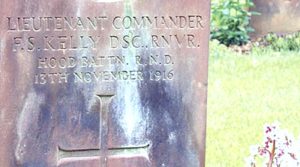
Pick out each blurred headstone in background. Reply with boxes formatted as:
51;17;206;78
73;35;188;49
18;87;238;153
250;0;300;39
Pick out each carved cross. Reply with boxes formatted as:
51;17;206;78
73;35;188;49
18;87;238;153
58;94;150;167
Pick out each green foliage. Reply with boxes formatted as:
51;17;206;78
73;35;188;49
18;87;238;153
210;39;237;58
262;32;300;51
211;0;258;46
207;41;300;166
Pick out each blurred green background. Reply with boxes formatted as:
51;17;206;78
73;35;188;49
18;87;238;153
206;41;300;166
206;0;300;166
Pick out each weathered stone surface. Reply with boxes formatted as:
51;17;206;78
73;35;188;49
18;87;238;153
0;0;210;166
250;0;300;38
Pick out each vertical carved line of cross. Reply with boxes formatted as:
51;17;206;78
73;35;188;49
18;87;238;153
97;94;114;167
57;94;150;167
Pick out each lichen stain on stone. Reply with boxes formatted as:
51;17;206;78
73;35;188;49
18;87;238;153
15;91;45;164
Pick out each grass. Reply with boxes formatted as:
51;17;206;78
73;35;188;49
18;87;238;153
206;41;300;166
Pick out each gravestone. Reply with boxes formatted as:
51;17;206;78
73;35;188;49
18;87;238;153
250;0;300;38
0;0;210;167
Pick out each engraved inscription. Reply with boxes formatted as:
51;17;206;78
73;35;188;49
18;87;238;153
8;16;203;32
58;95;150;166
8;17;109;32
5;15;206;84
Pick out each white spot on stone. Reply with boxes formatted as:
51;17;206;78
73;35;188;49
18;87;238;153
15;91;45;164
120;83;143;137
116;45;145;143
168;132;176;144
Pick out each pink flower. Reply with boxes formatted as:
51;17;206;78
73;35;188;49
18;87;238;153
247;122;300;167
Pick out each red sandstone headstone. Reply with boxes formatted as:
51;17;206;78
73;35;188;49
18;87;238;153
0;0;210;166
